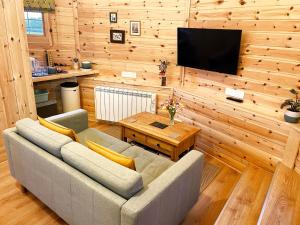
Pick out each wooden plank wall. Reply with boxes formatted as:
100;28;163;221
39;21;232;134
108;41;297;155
28;0;77;66
75;0;188;122
176;0;300;171
25;0;300;171
76;0;187;87
0;0;37;142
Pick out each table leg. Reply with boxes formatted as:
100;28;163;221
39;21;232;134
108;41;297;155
121;127;127;142
171;149;179;162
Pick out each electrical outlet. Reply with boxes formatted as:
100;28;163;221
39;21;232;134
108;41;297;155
121;71;137;78
225;88;245;100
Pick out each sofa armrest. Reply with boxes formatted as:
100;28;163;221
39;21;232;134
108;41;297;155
121;150;204;225
46;109;88;133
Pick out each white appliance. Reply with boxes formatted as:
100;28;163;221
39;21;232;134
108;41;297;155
61;82;81;112
95;86;157;122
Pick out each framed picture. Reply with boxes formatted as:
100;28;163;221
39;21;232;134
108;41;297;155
109;12;117;23
130;21;141;36
110;30;125;44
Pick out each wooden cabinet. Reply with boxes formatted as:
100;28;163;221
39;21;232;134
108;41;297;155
124;128;146;143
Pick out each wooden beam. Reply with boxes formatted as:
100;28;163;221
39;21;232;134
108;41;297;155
258;163;300;225
282;129;300;169
215;166;272;225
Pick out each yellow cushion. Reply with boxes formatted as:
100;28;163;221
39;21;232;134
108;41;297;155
86;140;136;170
38;116;79;142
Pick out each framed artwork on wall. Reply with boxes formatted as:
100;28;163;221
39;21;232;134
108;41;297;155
110;30;125;44
109;12;117;23
130;21;141;36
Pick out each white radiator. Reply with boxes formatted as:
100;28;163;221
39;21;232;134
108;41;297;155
95;86;157;122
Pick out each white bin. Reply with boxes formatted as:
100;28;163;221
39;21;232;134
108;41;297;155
61;82;81;112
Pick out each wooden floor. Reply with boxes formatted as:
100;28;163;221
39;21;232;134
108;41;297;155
0;123;242;225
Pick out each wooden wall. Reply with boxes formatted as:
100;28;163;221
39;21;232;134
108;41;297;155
28;0;77;66
76;0;188;87
0;0;37;139
25;0;300;171
175;0;300;171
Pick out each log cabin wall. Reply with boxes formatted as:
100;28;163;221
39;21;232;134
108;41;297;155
75;0;189;121
0;0;37;142
175;0;300;171
25;0;300;171
76;0;187;87
28;0;77;66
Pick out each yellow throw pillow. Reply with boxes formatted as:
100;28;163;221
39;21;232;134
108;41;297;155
38;116;79;142
86;140;136;171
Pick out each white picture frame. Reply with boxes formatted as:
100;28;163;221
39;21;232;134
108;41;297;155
130;21;141;36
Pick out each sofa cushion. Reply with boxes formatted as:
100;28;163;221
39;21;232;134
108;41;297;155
38;116;79;142
77;128;131;153
86;140;136;170
16;118;72;158
61;142;143;199
122;146;174;186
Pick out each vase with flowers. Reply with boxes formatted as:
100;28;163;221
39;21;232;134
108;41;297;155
162;96;182;125
158;59;169;86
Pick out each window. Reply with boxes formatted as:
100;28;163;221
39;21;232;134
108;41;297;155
24;11;44;36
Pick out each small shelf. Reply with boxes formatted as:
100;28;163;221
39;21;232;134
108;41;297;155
36;99;57;109
32;69;99;83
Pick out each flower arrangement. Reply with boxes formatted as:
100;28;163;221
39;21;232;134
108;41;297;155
158;59;170;86
158;59;170;77
161;96;183;125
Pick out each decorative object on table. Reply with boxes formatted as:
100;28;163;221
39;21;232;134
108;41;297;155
158;59;170;86
110;30;125;44
55;67;68;74
45;50;53;67
31;58;48;77
109;12;117;23
130;21;141;36
161;96;183;126
73;58;80;70
47;66;57;74
81;61;92;70
281;89;300;123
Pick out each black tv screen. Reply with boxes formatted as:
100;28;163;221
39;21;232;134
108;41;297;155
177;28;242;75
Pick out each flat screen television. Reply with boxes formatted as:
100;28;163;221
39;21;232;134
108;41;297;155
177;28;242;75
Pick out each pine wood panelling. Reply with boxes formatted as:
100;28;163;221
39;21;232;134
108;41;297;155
77;0;187;87
26;0;300;171
28;0;77;66
0;0;36;135
177;0;300;171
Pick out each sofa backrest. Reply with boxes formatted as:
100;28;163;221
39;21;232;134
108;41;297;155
16;118;72;158
3;128;126;225
62;142;144;199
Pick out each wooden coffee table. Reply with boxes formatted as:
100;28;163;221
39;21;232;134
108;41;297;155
119;112;200;161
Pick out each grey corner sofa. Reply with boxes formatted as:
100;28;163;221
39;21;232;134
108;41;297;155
3;109;204;225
